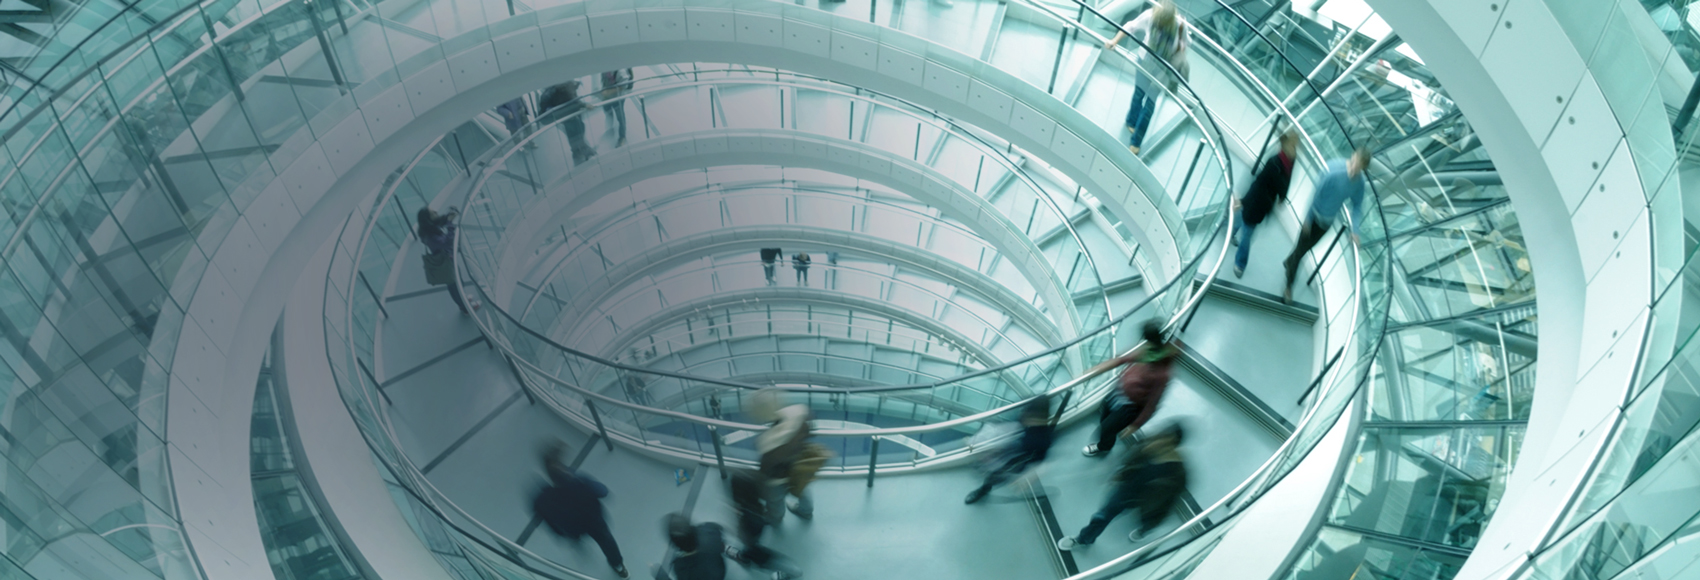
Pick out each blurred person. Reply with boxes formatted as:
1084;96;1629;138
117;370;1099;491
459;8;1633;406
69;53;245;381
1103;0;1190;155
532;440;628;578
727;469;803;580
1082;320;1175;458
1057;423;1189;549
1232;130;1300;278
496;97;530;136
1281;148;1372;303
750;389;828;522
600;68;634;146
649;513;726;580
965;395;1054;504
540;81;595;164
416;207;477;313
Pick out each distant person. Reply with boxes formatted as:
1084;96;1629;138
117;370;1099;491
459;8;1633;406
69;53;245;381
726;469;803;580
1082;320;1175;457
760;248;783;285
649;513;726;580
965;395;1054;504
750;389;826;522
1282;148;1371;303
532;440;628;578
416;207;477;313
792;253;811;286
623;374;651;405
1103;0;1189;155
540;81;595;164
825;251;839;287
1057;423;1189;550
600;68;634;146
1232;130;1299;278
496;97;530;136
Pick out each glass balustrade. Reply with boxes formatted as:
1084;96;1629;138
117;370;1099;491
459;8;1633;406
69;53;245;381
0;0;1424;577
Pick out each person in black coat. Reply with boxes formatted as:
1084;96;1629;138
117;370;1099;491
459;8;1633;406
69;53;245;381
650;513;726;580
965;395;1054;504
533;440;628;578
1232;130;1299;278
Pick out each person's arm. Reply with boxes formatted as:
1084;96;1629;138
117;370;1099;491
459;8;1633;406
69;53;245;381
1087;353;1137;378
1105;12;1150;51
580;473;610;497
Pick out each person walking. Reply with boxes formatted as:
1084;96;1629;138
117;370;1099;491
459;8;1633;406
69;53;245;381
1281;148;1372;303
416;207;477;313
1056;423;1189;550
1103;0;1190;155
1082;320;1175;458
750;389;823;522
600;69;634;147
649;513;727;580
1232;130;1300;278
726;469;803;580
792;252;811;286
760;248;783;286
540;81;595;164
497;97;530;136
532;440;629;578
965;395;1054;504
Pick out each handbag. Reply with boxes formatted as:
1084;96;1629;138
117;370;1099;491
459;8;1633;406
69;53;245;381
422;252;455;286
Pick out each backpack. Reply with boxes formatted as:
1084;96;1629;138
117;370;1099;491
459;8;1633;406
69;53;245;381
786;443;833;495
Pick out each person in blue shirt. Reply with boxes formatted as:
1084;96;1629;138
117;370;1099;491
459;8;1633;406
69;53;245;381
1281;148;1371;303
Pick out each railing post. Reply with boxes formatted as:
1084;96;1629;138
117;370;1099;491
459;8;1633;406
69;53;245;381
1172;139;1208;207
587;400;614;451
358;272;388;318
866;437;881;488
709;425;727;479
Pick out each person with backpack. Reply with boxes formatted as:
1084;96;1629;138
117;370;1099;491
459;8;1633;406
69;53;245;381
1056;423;1189;549
649;513;727;580
1082;320;1175;457
416;207;477;313
964;395;1054;504
532;440;628;578
1103;0;1190;155
600;69;634;147
750;389;823;522
1232;130;1300;278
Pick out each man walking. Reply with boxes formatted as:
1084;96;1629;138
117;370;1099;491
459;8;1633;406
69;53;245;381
1282;148;1371;303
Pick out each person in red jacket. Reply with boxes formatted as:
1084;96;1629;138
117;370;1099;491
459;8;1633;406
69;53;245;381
1082;320;1177;457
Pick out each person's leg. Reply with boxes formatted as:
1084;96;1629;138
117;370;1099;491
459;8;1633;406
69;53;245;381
446;281;468;313
585;521;624;569
1075;503;1127;544
1125;85;1147;135
763;481;789;525
1234;216;1257;273
613;103;627;143
788;487;813;518
1283;218;1328;287
1095;403;1139;452
1130;89;1157;149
